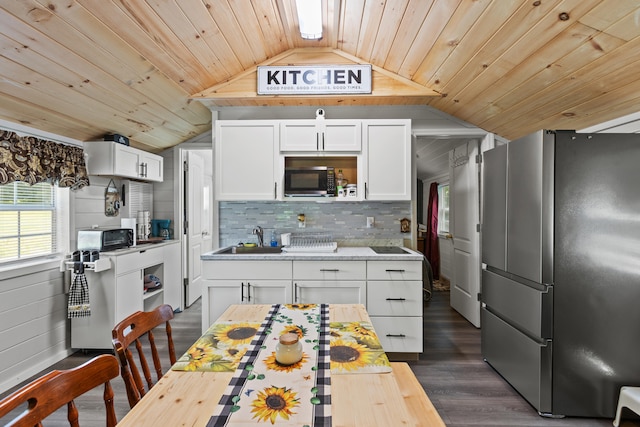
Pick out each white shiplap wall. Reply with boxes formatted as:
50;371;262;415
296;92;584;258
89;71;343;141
0;262;71;392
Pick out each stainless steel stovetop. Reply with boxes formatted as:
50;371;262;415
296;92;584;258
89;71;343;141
369;246;409;254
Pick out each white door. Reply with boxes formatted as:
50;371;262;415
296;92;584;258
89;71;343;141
186;151;205;306
449;140;481;327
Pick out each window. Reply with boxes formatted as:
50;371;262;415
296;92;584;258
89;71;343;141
0;182;63;263
437;183;450;234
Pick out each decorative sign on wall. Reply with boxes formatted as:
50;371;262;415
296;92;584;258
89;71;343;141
257;65;372;95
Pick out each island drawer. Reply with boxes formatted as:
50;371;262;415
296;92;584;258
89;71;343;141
370;316;423;353
115;247;159;275
367;280;422;316
204;260;292;280
367;260;422;280
293;260;366;280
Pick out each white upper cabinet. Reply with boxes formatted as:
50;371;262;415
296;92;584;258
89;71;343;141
84;141;163;182
280;119;361;152
362;120;411;200
215;120;279;200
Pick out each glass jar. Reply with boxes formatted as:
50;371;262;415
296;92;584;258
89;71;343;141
275;333;303;365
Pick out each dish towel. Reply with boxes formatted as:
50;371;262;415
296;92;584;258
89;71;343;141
68;262;91;318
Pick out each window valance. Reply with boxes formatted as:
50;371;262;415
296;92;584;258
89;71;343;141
0;129;89;190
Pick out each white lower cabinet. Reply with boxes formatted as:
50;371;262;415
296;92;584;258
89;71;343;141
202;257;423;355
293;281;366;304
369;317;423;353
292;260;366;304
367;260;423;353
202;260;292;332
71;241;180;349
203;279;292;332
115;269;144;324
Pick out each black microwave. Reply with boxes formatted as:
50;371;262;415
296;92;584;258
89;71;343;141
284;167;336;197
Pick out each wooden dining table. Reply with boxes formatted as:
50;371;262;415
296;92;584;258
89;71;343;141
116;304;445;427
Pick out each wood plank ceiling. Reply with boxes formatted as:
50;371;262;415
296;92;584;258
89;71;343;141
1;1;639;152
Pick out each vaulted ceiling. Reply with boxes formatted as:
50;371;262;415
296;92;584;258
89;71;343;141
1;1;639;152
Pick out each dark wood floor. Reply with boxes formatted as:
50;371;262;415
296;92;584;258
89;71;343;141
2;293;639;426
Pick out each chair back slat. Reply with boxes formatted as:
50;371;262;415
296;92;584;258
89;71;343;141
0;354;120;427
112;304;176;408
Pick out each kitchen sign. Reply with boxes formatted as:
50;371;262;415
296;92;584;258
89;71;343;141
257;65;372;95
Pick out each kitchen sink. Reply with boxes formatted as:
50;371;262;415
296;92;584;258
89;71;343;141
217;246;282;254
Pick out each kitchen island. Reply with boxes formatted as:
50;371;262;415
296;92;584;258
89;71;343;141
201;246;425;357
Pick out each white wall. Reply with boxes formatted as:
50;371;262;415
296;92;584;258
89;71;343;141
0;263;72;393
154;149;176;226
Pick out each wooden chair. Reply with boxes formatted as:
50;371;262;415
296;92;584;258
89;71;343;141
0;354;120;426
112;304;176;408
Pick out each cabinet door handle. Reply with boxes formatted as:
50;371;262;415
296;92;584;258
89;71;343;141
316;133;319;151
386;334;406;338
241;282;245;301
385;269;406;272
385;298;406;301
364;182;368;199
294;283;298;302
247;282;251;302
274;182;277;199
321;132;325;150
320;269;339;272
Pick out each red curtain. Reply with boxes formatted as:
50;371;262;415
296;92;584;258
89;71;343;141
425;182;440;279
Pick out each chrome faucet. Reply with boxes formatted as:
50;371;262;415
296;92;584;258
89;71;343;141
252;226;264;247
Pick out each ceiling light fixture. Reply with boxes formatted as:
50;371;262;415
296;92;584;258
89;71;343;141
296;0;323;40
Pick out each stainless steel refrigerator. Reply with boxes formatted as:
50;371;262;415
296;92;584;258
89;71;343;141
481;129;640;418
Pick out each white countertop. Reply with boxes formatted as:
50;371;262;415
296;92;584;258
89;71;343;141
201;246;424;261
100;239;179;256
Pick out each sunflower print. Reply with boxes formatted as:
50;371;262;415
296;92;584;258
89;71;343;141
344;322;378;339
263;351;309;372
184;345;215;370
214;322;260;345
329;339;376;372
281;324;308;339
223;347;248;364
251;386;300;424
285;303;316;310
343;322;384;349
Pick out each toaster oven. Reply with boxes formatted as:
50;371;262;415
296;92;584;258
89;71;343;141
77;228;133;252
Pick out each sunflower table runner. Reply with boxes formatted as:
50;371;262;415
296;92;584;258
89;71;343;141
328;321;392;374
173;308;391;376
206;304;331;426
172;304;392;425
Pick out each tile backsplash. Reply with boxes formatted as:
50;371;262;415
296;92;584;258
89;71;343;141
219;201;411;247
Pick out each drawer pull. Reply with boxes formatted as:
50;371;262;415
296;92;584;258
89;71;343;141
386;298;406;301
386;334;406;338
320;269;340;272
385;269;405;272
